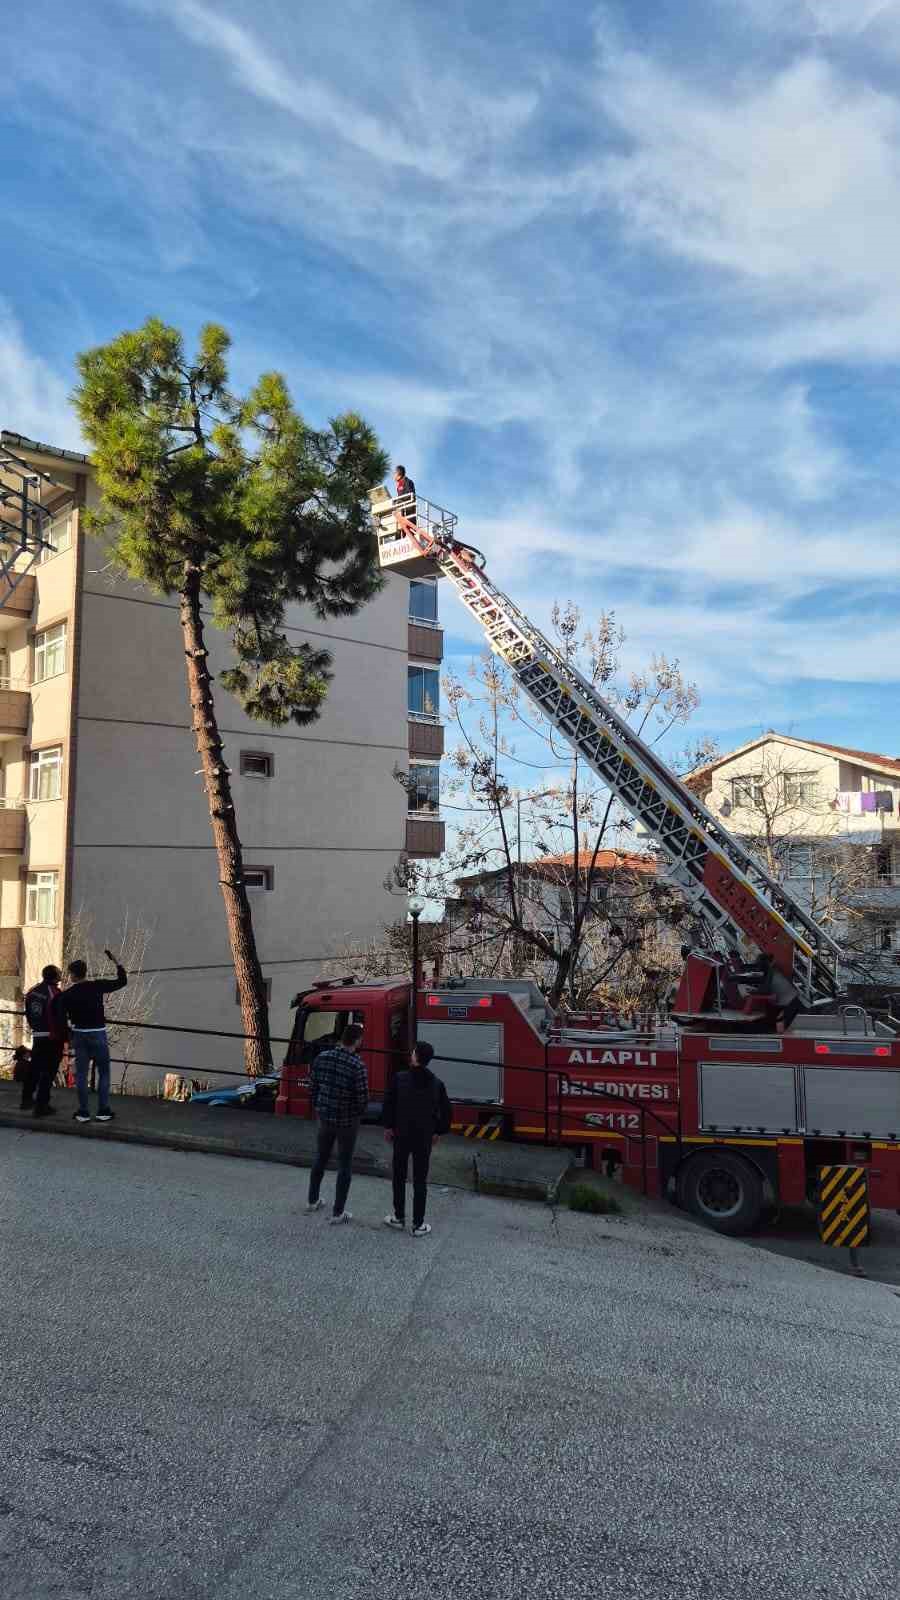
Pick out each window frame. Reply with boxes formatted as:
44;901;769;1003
409;579;439;625
243;865;274;891
782;770;820;808
784;842;813;880
33;621;67;683
875;844;900;886
25;869;59;927
29;745;63;802
240;750;275;779
408;761;440;815
38;514;73;564
407;664;440;721
730;774;765;810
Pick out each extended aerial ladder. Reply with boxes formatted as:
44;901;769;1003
371;486;844;1008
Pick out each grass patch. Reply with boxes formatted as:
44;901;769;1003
566;1182;623;1216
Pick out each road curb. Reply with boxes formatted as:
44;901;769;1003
0;1110;384;1177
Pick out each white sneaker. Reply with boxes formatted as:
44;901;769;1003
384;1214;405;1229
412;1223;432;1237
329;1211;352;1225
304;1199;324;1214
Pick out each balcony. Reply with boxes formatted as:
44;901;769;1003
0;927;20;976
408;620;443;662
406;815;445;858
0;801;25;854
409;719;444;758
0;572;35;630
0;686;29;739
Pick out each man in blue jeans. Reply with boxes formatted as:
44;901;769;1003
305;1022;368;1225
56;950;127;1124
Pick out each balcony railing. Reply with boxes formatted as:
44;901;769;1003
408;621;443;662
0;804;25;853
406;816;445;858
409;720;444;758
0;687;29;736
0;572;35;620
0;927;20;976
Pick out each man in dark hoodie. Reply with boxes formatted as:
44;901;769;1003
382;1040;452;1237
23;964;65;1117
57;950;127;1124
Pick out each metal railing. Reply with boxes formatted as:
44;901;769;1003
0;1007;683;1194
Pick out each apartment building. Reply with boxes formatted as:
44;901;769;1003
0;431;445;1080
444;849;658;986
686;732;900;996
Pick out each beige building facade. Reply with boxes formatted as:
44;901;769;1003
0;431;446;1082
687;732;900;995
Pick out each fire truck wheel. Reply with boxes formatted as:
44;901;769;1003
679;1151;763;1235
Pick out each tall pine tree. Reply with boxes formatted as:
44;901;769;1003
74;320;388;1074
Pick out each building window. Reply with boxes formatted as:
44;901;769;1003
409;763;440;814
26;870;58;926
29;746;62;801
873;922;900;953
39;515;73;563
875;845;900;886
408;665;440;719
731;774;765;809
33;622;67;683
243;866;274;890
783;770;820;807
240;751;274;779
785;843;813;879
235;978;272;1003
409;580;438;624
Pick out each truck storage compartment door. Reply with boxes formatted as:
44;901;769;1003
419;1022;503;1105
699;1062;799;1133
803;1067;900;1138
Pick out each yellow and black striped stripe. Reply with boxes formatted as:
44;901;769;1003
452;1118;503;1141
817;1165;869;1248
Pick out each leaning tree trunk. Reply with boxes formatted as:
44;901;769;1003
180;564;272;1076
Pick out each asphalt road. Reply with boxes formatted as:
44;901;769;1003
2;1130;900;1600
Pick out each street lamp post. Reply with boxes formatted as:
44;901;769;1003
408;888;425;1054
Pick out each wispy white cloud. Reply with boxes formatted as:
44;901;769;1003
590;31;900;364
0;307;80;449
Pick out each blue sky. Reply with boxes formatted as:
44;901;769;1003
3;0;900;763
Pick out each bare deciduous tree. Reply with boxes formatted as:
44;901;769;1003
31;907;158;1091
396;608;711;1010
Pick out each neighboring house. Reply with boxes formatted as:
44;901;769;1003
685;732;900;997
445;848;658;985
0;431;445;1080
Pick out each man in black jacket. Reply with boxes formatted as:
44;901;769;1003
57;951;127;1124
383;1041;451;1237
23;964;64;1117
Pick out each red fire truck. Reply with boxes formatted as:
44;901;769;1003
276;488;900;1234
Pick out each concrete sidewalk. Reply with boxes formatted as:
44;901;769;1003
0;1079;571;1202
